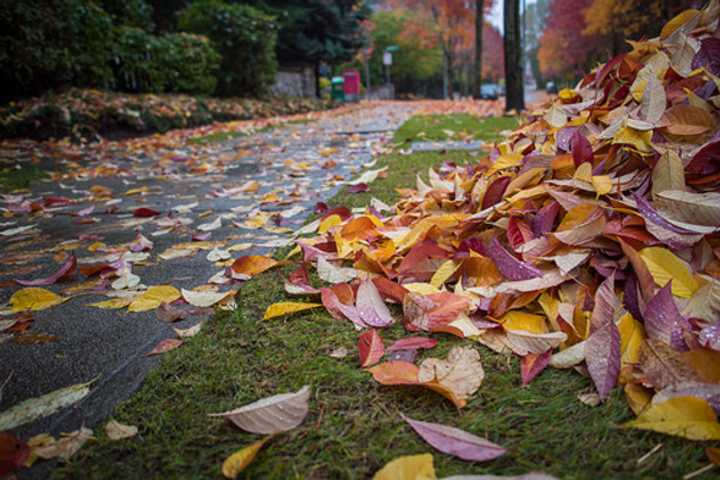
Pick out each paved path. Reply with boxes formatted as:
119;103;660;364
0;103;419;445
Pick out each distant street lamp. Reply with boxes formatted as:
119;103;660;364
384;45;399;85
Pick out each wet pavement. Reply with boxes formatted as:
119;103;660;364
0;102;421;445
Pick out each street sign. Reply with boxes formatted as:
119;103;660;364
383;52;392;66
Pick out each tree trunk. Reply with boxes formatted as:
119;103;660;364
503;0;524;111
442;48;449;99
474;0;485;98
314;62;321;98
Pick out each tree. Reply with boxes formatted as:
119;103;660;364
390;0;494;98
504;0;523;111
537;0;598;82
473;0;485;98
524;0;549;87
583;0;696;56
247;0;370;96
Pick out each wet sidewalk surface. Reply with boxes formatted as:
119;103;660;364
0;103;420;442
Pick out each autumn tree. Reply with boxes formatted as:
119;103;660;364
537;0;599;81
583;0;696;56
391;0;494;98
504;0;523;111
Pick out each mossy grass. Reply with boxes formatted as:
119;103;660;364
0;164;47;192
393;113;518;144
56;115;707;479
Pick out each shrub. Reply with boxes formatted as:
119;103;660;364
178;0;278;97
101;0;154;30
0;0;114;100
111;27;219;95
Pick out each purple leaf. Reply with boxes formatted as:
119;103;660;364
692;38;720;75
320;287;367;329
485;237;543;281
584;320;620;400
532;201;560;237
590;273;618;331
356;279;394;327
633;194;694;235
623;274;643;322
571;130;593;166
16;254;76;286
387;336;438;351
642;283;692;351
687;139;720;176
347;183;369;193
401;414;506;462
699;321;720;351
481;176;511;210
555;126;579;152
520;351;551;386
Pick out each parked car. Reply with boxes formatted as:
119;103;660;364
546;81;558;94
480;83;500;100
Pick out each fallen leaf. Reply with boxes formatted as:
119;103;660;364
372;453;436;480
230;255;279;277
209;385;310;434
146;338;182;356
128;286;181;312
401;414;505;462
263;302;322;320
222;436;272;479
31;427;93;461
623;396;720;440
9;287;64;312
181;288;232;308
0;380;93;430
359;329;385;367
16;254;76;286
418;346;485;407
105;420;138;440
639;247;699;298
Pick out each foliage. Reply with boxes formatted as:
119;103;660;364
111;27;219;95
0;0;115;100
254;0;370;67
101;0;154;30
178;0;278;97
537;0;599;81
0;89;330;141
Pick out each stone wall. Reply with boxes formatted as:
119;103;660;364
271;66;316;98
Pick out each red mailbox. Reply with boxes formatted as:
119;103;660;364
343;69;361;101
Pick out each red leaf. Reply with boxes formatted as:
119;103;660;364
372;277;409;303
146;338;182;356
481;176;511;210
485;237;543;281
133;207;160;218
520;350;551;386
16;254;76;286
0;432;30;476
387;336;438;352
347;183;369;193
359;329;385;367
571;130;593;166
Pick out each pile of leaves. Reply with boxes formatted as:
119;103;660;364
260;0;720;466
0;88;332;142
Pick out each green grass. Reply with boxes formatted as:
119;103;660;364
393;113;518;144
0;164;47;191
56;115;709;479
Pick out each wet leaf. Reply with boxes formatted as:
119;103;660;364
0;380;93;430
623;396;720;440
128;286;181;312
9;287;65;312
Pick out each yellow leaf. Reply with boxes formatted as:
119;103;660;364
624;383;652;415
10;288;64;312
263;302;322;320
623;396;720;440
318;214;342;234
485;153;523;177
429;260;460;288
498;311;548;334
404;283;441;295
639;247;700;298
88;297;134;309
573;162;592;183
222;436;272;479
660;9;700;39
591;175;613;196
128;286;181;312
613;126;652;153
372;453;436;480
559;88;577;101
617;313;645;383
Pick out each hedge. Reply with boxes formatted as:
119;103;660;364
178;0;279;97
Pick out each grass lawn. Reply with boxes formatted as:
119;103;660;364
393;113;518;144
0;164;47;192
56;115;708;479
